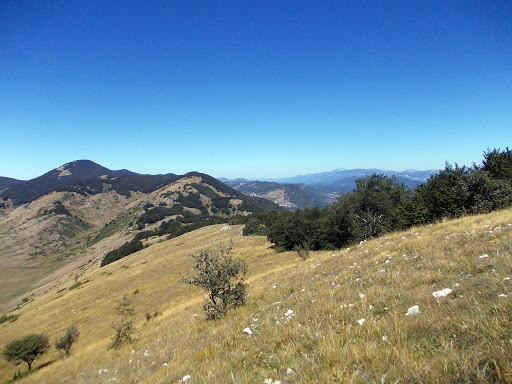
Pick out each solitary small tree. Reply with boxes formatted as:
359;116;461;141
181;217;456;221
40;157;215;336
182;244;247;320
55;326;80;357
2;333;50;371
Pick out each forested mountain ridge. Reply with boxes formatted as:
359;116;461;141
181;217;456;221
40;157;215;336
224;180;336;209
0;163;278;311
0;160;178;206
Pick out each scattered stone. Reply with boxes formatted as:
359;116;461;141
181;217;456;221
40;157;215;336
502;277;511;282
357;318;366;326
405;305;420;316
479;254;489;259
432;288;452;298
144;350;150;357
243;327;253;335
359;293;365;299
498;294;508;298
284;309;295;322
183;375;191;382
286;368;294;375
382;335;388;341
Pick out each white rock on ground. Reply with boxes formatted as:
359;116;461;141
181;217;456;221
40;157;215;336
479;254;489;259
432;288;452;298
405;305;420;316
357;318;366;326
243;327;253;335
183;375;191;382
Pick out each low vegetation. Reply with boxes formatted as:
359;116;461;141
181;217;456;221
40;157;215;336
0;314;18;324
0;148;511;383
248;148;512;256
182;245;247;319
2;334;49;371
55;326;79;357
110;295;135;349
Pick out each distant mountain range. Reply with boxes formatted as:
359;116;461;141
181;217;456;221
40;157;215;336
1;161;438;210
264;168;435;186
221;168;437;209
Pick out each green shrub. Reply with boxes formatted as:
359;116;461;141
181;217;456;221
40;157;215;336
55;326;79;357
182;245;247;320
0;314;19;324
242;218;266;236
2;333;50;370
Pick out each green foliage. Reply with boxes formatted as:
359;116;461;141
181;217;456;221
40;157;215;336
351;174;408;239
110;296;134;349
101;239;144;267
176;192;207;213
257;149;512;255
418;163;470;221
68;282;82;290
55;326;79;357
482;147;512;179
48;201;72;217
136;205;183;228
0;314;19;325
145;311;160;321
2;334;50;370
242;218;267;236
182;245;247;320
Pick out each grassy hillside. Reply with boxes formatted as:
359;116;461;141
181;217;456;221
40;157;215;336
1;209;511;383
0;173;279;312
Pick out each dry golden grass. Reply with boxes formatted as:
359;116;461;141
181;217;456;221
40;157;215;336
1;210;511;383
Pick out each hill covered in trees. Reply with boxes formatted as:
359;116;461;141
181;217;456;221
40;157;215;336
244;148;512;254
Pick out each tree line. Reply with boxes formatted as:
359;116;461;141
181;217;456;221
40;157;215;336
244;148;512;254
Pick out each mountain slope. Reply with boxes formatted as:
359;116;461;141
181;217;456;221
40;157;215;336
0;176;23;191
224;168;437;208
0;170;279;311
0;209;510;383
0;160;139;205
225;180;335;209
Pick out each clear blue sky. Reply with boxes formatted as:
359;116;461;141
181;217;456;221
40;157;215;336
1;1;511;180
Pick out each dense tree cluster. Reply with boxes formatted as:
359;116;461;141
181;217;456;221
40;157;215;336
247;148;512;253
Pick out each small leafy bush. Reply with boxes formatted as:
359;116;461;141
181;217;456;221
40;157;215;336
182;244;247;320
55;326;79;357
